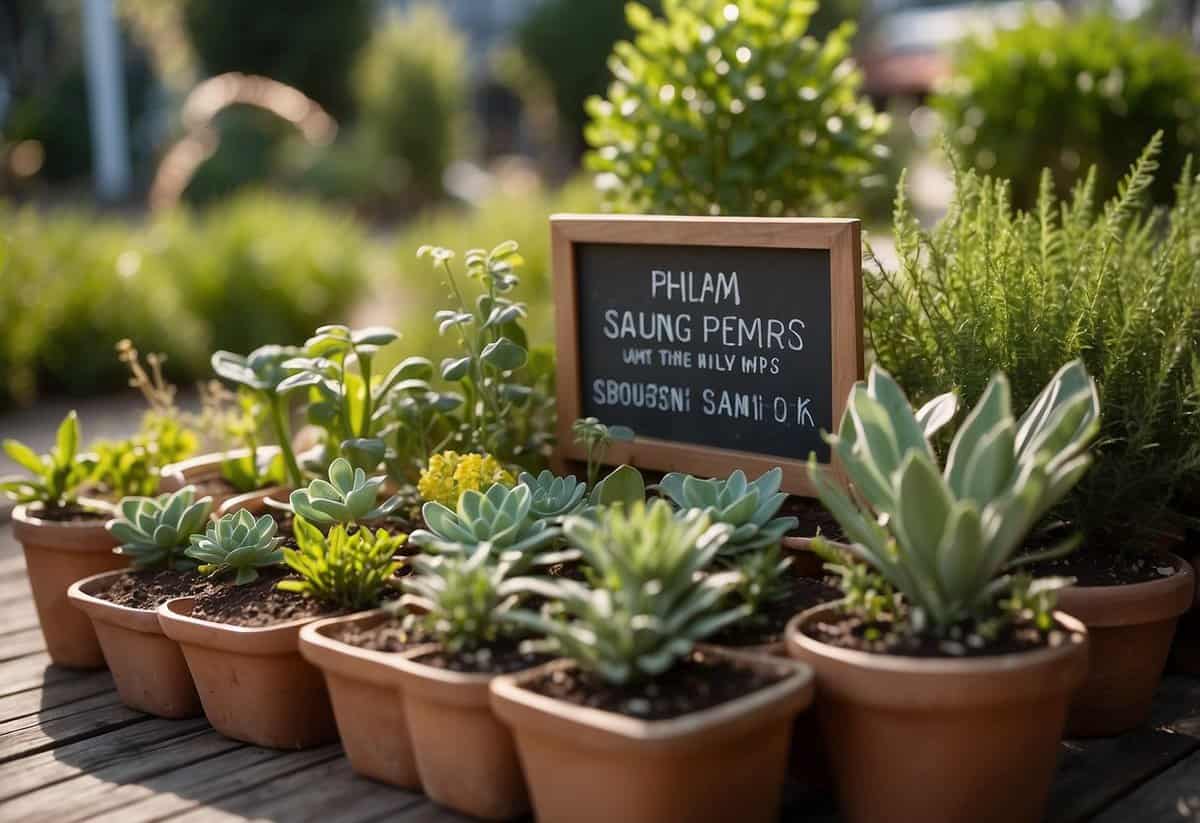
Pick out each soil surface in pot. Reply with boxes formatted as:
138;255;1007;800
26;504;109;523
804;611;1078;658
524;649;785;720
336;617;433;653
189;566;342;627
413;638;551;675
709;572;841;647
780;496;845;542
97;569;214;610
1026;549;1177;586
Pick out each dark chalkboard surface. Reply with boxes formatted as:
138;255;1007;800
552;215;863;496
575;242;833;462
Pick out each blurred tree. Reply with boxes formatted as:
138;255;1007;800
181;0;371;120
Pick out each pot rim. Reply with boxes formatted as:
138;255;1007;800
157;595;331;655
68;568;163;634
298;609;438;685
490;647;813;746
13;502;119;551
1055;552;1194;627
217;485;293;517
161;446;280;478
786;603;1088;677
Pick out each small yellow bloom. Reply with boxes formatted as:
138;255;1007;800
418;450;514;508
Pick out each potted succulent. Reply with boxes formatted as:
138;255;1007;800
786;362;1097;822
68;487;214;717
866;142;1200;735
491;500;814;823
157;513;403;748
2;412;125;668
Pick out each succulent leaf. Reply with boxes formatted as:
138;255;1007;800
108;486;213;571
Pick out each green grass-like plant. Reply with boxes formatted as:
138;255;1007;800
108;487;214;571
277;516;405;610
866;137;1200;550
0;412;93;510
187;510;284;585
808;362;1100;634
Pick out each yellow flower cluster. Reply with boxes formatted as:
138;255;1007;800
417;450;514;508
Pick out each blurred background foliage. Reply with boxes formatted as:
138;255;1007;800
0;0;1197;409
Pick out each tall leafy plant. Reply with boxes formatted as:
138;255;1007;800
867;137;1200;550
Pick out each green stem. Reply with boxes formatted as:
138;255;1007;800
268;394;304;488
359;353;373;439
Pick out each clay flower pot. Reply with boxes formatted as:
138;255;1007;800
782;534;850;578
12;503;126;668
157;597;338;749
298;611;435;788
67;570;202;718
490;649;813;823
786;604;1088;823
216;485;291;517
159;447;280;506
1056;553;1194;736
387;653;533;820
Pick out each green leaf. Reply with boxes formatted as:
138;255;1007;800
55;412;79;466
946;373;1012;498
480;337;528;371
589;465;645;507
441;357;471;381
3;440;45;475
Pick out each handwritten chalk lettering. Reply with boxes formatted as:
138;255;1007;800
592;379;691;412
650;270;742;306
657;349;693;367
772;396;817;426
740;355;782;375
696;353;737;372
701;316;806;351
702;389;766;421
603;310;693;344
622;348;654;365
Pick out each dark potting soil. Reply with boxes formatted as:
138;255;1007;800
336;617;433;653
1025;549;1177;587
780;496;845;543
98;569;214;610
414;638;550;675
29;504;109;523
189;566;342;627
804;611;1078;659
709;573;842;647
524;650;785;720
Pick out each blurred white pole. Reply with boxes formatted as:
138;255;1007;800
81;0;131;200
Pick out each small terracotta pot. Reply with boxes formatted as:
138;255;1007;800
216;485;291;517
787;604;1088;823
782;534;851;578
157;597;337;749
1056;553;1194;736
490;649;813;823
298;611;435;788
12;503;126;668
67;570;202;718
388;652;534;820
159;448;279;505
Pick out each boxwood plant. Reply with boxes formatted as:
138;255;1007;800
808;361;1100;646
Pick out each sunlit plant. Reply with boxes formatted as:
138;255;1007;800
0;412;95;511
417;449;513;508
108;486;214;571
278;515;406;609
187;510;284;584
571;417;634;489
289;457;401;526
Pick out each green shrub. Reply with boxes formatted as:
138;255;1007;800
935;13;1200;208
352;5;470;203
182;0;371;119
866;138;1200;551
585;0;888;216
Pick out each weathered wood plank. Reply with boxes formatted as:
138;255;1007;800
0;669;112;722
85;744;345;822
1091;748;1200;823
0;689;143;765
0;718;209;804
168;755;428;823
0;627;45;662
0;653;82;698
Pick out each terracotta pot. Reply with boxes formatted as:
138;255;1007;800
490;649;813;823
786;604;1088;823
216;485;291;517
157;597;337;749
298;611;435;788
159;448;280;505
67;570;202;718
1057;553;1194;736
12;503;126;668
782;534;851;579
387;652;534;820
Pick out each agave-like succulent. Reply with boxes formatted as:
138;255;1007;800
409;483;563;569
186;510;284;584
809;360;1100;631
289;457;400;526
277;515;406;610
656;468;797;557
508;500;746;685
107;486;214;570
519;470;587;521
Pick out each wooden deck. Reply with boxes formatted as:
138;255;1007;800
1;523;1198;823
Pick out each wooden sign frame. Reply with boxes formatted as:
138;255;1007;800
551;214;864;497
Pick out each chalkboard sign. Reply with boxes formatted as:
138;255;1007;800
552;215;863;495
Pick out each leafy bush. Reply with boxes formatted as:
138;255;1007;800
585;0;888;216
935;13;1200;208
352;4;470;202
866;139;1200;550
182;0;371;119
